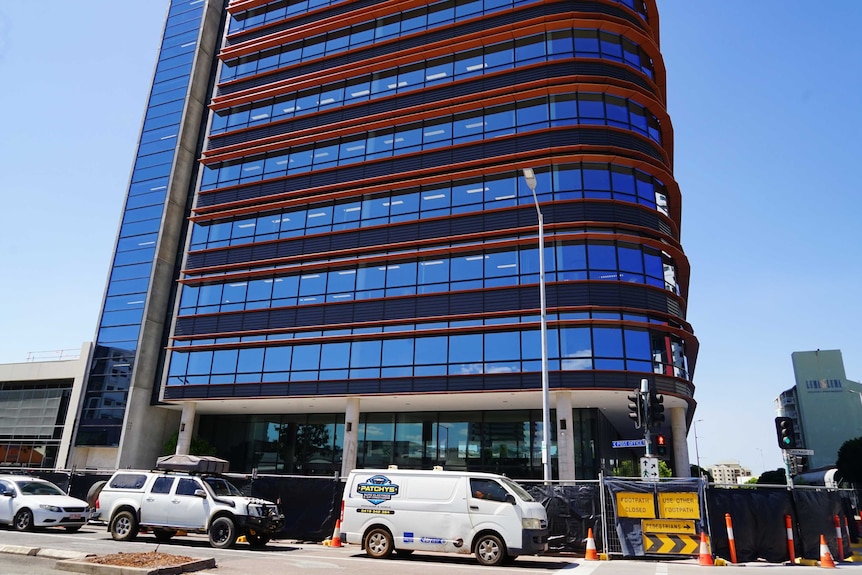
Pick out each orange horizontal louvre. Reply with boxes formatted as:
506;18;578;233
191;151;681;228
180;223;688;296
223;0;437;60
207;61;662;162
202;81;672;168
194;143;677;225
168;310;695;353
212;13;665;110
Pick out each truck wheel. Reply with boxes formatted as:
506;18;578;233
246;532;270;548
475;533;506;566
110;510;139;541
209;516;238;549
364;527;393;559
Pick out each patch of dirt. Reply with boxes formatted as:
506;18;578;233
87;551;196;568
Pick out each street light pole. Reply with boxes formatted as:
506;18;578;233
522;168;551;484
693;418;703;476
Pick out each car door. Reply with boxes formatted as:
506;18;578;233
0;480;15;524
140;477;175;526
167;477;209;529
467;478;520;542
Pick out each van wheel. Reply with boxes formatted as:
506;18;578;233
475;533;506;566
365;527;393;559
110;511;139;541
209;517;237;549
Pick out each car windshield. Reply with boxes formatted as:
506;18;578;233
500;477;535;502
16;480;65;496
203;477;243;497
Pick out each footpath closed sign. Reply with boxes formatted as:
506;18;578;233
615;492;656;518
657;492;699;519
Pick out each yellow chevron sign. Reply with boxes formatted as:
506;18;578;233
643;533;700;555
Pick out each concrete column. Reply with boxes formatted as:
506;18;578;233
340;398;361;477
555;392;576;481
670;406;691;477
175;402;197;455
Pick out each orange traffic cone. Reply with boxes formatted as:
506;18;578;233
698;531;714;566
331;519;343;548
584;528;598;560
820;534;836;568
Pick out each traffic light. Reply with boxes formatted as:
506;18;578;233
775;416;797;449
648;390;665;427
627;389;644;429
655;434;667;457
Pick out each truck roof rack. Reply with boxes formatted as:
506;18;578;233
155;454;229;474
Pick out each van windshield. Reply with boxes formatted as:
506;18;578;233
500;477;535;502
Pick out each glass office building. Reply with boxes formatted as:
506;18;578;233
73;0;697;479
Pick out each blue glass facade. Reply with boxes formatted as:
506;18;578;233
78;0;696;477
77;0;209;447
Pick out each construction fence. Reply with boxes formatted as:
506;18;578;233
7;467;859;562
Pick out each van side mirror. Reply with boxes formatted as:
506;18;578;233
194;489;208;498
505;494;516;505
1;489;14;497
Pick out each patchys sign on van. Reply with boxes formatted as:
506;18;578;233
339;468;548;566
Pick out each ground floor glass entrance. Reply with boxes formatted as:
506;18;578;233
197;408;607;479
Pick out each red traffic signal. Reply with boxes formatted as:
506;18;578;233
656;434;667;456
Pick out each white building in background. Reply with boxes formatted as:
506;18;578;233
709;462;751;485
0;344;92;469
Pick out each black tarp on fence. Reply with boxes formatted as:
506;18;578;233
706;487;794;563
526;483;601;552
705;486;853;563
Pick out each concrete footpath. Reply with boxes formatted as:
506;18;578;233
0;543;215;575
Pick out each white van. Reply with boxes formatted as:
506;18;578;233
340;468;548;566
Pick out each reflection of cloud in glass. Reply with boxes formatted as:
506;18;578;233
457;363;516;374
364;425;389;438
562;348;592;370
486;365;515;374
459;363;484;374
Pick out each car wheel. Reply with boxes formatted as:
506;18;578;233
153;528;176;542
110;510;139;541
13;509;34;532
475;533;506;567
246;532;270;548
65;526;83;533
364;527;393;559
209;516;237;549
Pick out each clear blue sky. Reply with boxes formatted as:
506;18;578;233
0;1;859;475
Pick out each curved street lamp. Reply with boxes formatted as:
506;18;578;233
522;168;551;484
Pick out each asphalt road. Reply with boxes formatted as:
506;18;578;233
0;523;858;575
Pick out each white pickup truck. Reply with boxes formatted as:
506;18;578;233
95;455;283;549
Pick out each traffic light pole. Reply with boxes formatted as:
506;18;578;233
640;379;652;457
783;452;794;488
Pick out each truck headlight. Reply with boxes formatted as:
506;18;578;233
40;504;62;512
522;517;542;530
